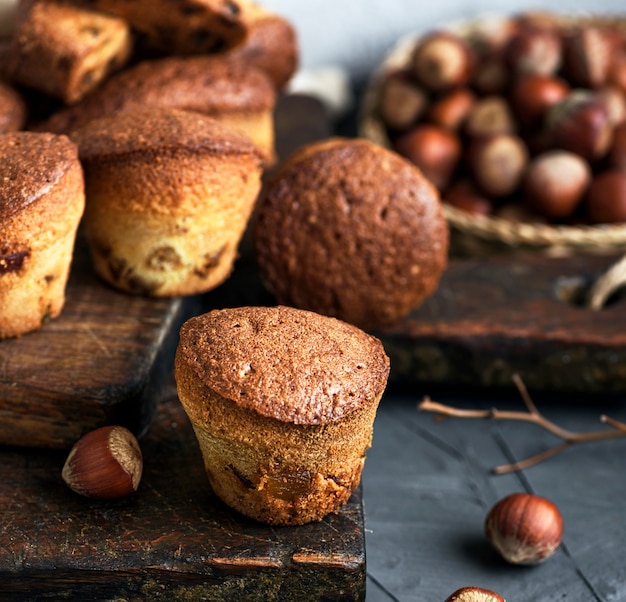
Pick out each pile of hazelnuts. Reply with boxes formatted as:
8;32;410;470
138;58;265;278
376;12;626;225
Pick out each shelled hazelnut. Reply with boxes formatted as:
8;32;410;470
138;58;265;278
394;124;461;190
509;73;569;127
561;25;615;89
464;95;517;137
485;492;563;565
62;425;143;500
411;31;475;92
467;134;529;197
379;12;626;226
503;23;562;76
523;150;591;218
445;586;506;602
428;88;476;131
378;71;428;131
545;91;613;161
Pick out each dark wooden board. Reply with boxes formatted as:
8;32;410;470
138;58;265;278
0;234;190;449
0;392;365;601
379;252;626;393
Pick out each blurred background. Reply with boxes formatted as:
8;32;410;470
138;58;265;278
263;0;626;83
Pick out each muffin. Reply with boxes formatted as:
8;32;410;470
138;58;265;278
38;55;277;163
0;81;27;132
175;305;390;526
227;2;298;90
5;0;132;104
72;108;264;297
0;131;85;339
254;138;449;330
72;0;249;54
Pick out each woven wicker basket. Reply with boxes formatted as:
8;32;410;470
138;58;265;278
359;13;626;257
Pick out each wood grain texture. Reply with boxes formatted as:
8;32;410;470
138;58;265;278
0;394;366;601
378;253;626;393
0;235;189;449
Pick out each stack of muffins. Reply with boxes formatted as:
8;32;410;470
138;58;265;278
0;1;451;525
0;0;298;337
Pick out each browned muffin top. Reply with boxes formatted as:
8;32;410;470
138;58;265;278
38;55;276;135
72;108;264;163
0;131;79;219
254;138;449;330
177;305;390;425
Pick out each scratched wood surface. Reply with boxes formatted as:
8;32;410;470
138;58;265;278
0;391;366;601
0;233;188;449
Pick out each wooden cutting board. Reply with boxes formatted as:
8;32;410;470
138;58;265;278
0;391;366;602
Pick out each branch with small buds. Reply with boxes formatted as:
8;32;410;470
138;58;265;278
418;374;626;474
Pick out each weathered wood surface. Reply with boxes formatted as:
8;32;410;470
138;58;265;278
0;234;189;449
0;393;366;601
378;252;626;393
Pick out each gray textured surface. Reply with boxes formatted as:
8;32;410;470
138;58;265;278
362;388;626;601
263;0;626;81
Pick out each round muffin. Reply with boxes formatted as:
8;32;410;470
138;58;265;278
4;0;132;104
38;55;277;163
0;131;85;339
72;108;264;297
227;3;299;90
175;305;390;526
254;138;449;330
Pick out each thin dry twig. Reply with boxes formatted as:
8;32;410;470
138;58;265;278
418;374;626;474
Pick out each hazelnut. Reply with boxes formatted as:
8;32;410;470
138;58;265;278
485;492;564;565
62;425;143;500
503;24;562;76
599;86;626;127
444;180;493;216
393;124;461;190
445;586;506;602
608;122;626;169
523;150;591;219
428;88;476;132
608;51;626;95
586;170;626;223
562;25;614;89
545;91;613;161
509;73;570;127
472;55;509;95
467;134;529;197
465;96;517;138
411;31;474;92
378;71;428;131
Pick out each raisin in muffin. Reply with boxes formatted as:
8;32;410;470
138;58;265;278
254;138;449;330
0;131;85;338
175;305;390;526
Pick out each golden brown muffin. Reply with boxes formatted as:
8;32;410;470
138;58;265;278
0;131;85;339
71;0;248;55
72;108;264;297
175;305;390;526
5;0;132;104
0;81;27;132
38;55;277;162
227;2;298;90
254;138;449;330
